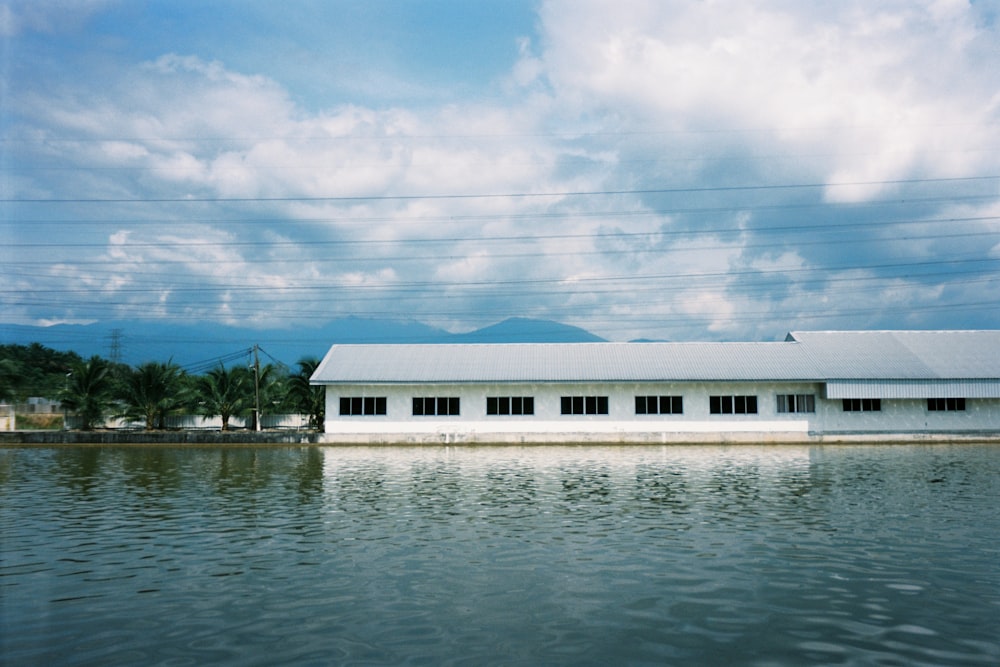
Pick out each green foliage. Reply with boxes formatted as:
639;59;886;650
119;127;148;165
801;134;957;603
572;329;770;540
59;355;114;430
286;357;324;430
116;360;189;430
0;343;83;401
1;341;317;431
0;358;18;403
196;365;253;431
248;363;287;430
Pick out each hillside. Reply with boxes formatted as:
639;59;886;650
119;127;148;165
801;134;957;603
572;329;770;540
0;317;606;370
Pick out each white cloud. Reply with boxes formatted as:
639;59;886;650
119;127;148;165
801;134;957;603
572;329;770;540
0;0;110;36
534;0;1000;201
4;2;999;338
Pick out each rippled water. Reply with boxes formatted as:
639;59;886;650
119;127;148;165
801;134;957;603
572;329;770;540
1;444;998;666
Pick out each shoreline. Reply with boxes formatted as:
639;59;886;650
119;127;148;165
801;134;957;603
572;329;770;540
3;430;1000;446
0;430;324;445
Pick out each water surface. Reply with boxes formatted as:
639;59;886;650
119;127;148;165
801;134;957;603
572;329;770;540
1;444;998;665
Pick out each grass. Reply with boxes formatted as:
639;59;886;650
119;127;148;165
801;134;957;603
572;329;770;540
15;413;64;430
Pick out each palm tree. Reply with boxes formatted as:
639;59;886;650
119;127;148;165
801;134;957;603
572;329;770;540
286;357;324;430
248;363;286;431
196;364;252;431
59;356;113;430
116;360;188;430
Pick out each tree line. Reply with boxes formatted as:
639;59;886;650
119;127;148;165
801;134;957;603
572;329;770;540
0;343;324;431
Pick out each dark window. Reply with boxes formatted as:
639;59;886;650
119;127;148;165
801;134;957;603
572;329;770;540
777;394;815;414
842;398;881;412
340;396;387;416
561;395;609;415
928;398;965;411
710;395;758;415
487;396;534;416
635;395;683;414
413;397;460;416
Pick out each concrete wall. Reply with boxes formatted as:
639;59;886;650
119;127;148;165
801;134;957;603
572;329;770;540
322;381;1000;442
64;413;310;431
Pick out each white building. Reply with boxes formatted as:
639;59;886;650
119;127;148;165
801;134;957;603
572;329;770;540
310;330;1000;444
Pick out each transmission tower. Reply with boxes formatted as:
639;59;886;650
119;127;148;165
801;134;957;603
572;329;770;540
107;328;123;364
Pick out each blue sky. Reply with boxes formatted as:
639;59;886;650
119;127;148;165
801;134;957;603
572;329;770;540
2;0;999;342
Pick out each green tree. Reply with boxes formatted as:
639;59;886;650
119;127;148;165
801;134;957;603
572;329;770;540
0;358;17;403
116;361;188;430
0;343;82;400
248;363;286;431
286;357;324;430
59;356;113;430
196;364;252;431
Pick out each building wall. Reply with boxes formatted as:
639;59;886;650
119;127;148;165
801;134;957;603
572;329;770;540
322;381;1000;441
0;404;13;432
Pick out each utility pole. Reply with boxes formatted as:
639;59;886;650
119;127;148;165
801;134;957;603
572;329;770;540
253;345;262;432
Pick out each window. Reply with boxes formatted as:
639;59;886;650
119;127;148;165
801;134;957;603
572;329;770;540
777;394;815;413
339;396;387;416
709;395;758;415
928;398;966;411
487;396;534;415
412;397;460;416
635;395;683;415
561;395;609;415
842;398;881;412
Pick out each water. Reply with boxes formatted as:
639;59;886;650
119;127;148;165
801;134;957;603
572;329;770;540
1;445;998;666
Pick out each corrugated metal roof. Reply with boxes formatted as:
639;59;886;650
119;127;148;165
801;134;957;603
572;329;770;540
311;340;820;384
825;380;1000;399
310;330;1000;385
788;331;1000;379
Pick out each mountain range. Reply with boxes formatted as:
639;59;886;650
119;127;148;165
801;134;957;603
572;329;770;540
0;317;605;371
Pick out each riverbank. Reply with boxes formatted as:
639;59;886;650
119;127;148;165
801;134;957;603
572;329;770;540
0;430;324;445
3;429;1000;446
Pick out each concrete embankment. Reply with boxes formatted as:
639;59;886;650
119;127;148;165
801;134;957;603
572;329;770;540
1;430;324;445
4;430;999;446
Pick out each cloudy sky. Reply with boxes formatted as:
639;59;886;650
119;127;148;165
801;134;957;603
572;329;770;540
3;0;999;342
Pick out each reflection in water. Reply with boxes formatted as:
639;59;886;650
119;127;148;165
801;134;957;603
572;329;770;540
480;464;538;509
410;461;464;517
52;447;104;495
1;444;999;666
559;464;612;505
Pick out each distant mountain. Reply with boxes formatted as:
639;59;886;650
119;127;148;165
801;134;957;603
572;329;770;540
0;317;605;370
451;317;605;343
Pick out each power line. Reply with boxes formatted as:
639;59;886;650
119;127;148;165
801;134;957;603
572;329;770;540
3;175;997;204
181;348;253;374
9;195;999;226
7;216;1000;251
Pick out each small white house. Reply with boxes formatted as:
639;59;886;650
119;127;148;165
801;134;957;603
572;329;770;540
309;330;1000;444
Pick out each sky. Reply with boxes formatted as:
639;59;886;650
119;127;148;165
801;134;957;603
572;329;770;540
2;0;1000;343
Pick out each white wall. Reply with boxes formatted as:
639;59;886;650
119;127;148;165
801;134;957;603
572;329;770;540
64;413;310;430
0;404;13;432
322;381;1000;441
